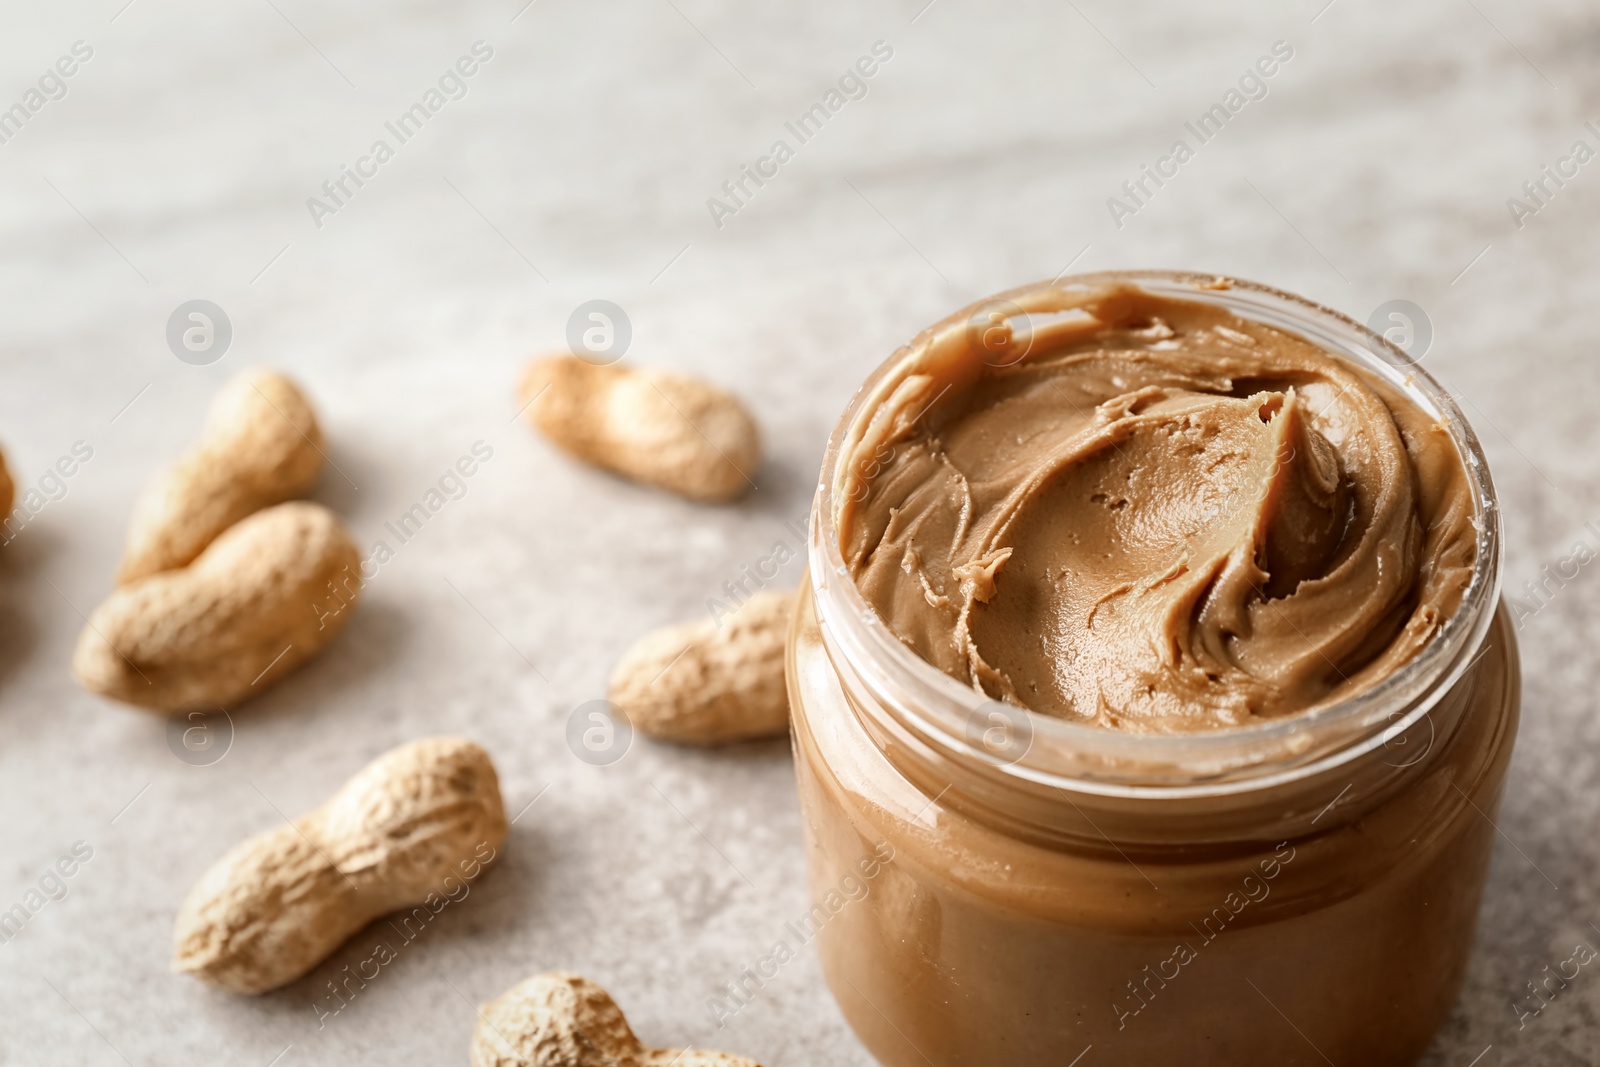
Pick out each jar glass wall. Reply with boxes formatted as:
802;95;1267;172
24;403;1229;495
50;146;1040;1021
786;272;1520;1067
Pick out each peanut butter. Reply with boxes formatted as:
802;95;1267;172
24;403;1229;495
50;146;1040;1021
839;283;1476;730
793;275;1516;1066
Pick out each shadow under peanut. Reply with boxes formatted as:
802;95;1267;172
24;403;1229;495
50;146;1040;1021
215;594;413;732
0;526;52;698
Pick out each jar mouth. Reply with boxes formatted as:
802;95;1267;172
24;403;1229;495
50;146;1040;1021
808;270;1503;799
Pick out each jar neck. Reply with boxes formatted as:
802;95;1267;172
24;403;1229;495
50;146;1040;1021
809;546;1502;852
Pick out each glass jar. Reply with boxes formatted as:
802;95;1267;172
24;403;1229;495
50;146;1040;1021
787;271;1519;1066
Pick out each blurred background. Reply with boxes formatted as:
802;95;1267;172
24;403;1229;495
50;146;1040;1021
1;1;1598;1063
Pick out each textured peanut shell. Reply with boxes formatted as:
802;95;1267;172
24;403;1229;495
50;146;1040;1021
118;368;324;584
609;590;793;745
73;501;360;713
470;972;762;1067
518;356;760;502
173;737;507;995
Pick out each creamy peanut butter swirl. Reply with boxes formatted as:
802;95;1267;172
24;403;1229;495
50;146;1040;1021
838;283;1475;731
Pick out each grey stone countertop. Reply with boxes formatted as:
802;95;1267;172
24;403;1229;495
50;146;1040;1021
1;0;1598;1063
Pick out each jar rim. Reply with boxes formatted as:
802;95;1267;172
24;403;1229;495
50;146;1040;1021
807;270;1503;799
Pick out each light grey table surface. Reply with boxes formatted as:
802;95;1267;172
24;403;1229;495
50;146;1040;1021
1;1;1597;1064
